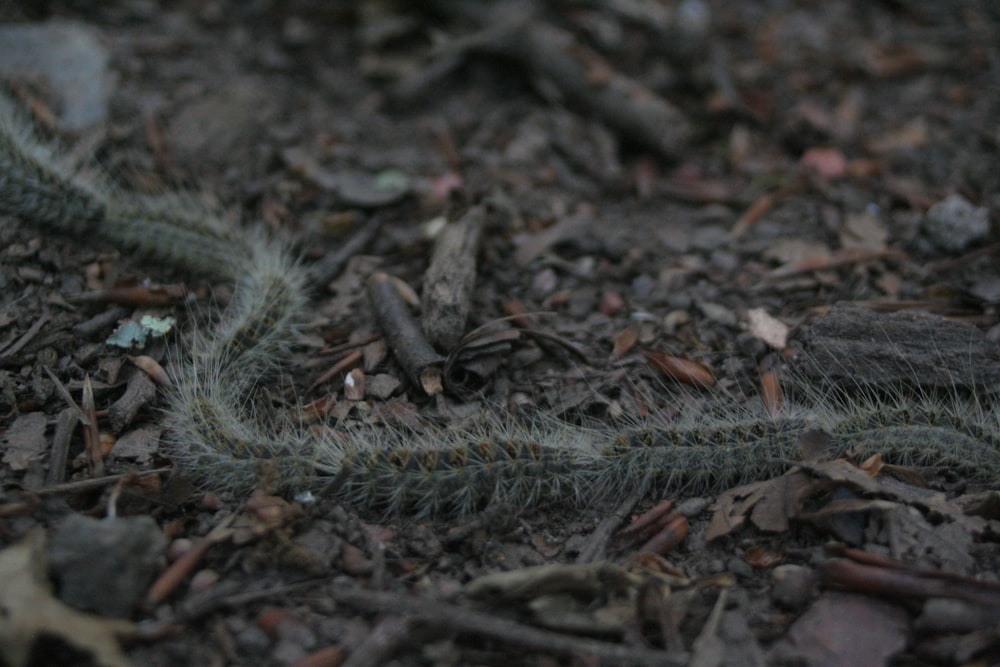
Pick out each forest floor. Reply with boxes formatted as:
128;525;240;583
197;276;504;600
1;1;999;665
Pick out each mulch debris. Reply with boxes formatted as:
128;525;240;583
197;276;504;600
1;1;998;665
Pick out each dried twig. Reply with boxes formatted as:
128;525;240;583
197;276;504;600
766;247;907;279
145;513;237;607
72;306;130;337
309;215;385;288
107;366;157;432
430;0;691;159
368;272;445;394
308;348;363;392
35;467;172;495
329;584;684;666
341;616;411;667
729;178;805;239
822;550;1000;608
45;407;78;486
81;374;103;477
0;312;48;359
68;283;188;306
576;491;641;564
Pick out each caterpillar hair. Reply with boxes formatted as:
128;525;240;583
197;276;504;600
2;87;998;517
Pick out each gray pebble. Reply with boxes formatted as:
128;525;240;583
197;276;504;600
726;557;753;578
235;625;272;655
923;194;990;252
48;513;165;617
771;564;817;609
677;497;711;517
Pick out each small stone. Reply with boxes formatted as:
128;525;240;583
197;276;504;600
531;268;558;296
923;194;990;252
189;568;220;592
366;373;401;399
771;564;817;609
706;558;726;574
282;16;315;47
698;301;738;327
677;497;711;517
167;538;194;562
343;368;366;400
630;273;657;300
235;625;272;655
272;640;307;665
48;514;165;617
710;249;739;272
726;557;753;578
0;20;113;129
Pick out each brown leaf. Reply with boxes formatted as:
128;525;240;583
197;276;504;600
744;546;783;569
641;349;715;387
759;368;782;417
617;499;674;540
611;327;638;359
859;453;886;476
127;354;172;387
600;290;625;316
635;515;688;555
706;471;816;540
799;146;847;179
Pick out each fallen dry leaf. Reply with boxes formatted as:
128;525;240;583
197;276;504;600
746;307;789;349
865;116;928;154
0;531;135;667
799;146;847;179
759;366;783;416
841;210;889;251
641;349;716;387
127;354;172;387
611;326;638;359
706;471;814;540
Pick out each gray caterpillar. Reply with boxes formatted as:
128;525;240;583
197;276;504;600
2;88;998;516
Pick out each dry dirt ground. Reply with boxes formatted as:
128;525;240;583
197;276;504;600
1;1;999;665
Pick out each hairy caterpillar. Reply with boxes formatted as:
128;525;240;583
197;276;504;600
2;87;999;517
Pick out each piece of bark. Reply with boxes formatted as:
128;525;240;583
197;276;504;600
421;205;486;350
45;407;78;486
107;367;157;433
329;584;683;666
81;375;103;477
368;273;445;395
72;306;130;338
792;304;1000;389
430;0;691;160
